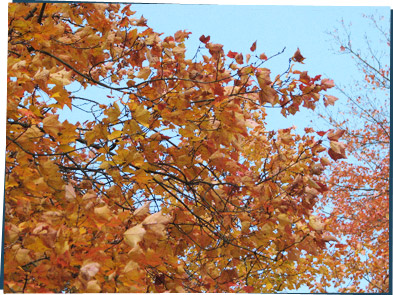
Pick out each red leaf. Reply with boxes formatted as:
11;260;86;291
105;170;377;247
316;131;327;136
244;286;255;292
199;35;210;44
227;51;237;59
259;53;268;60
250;41;257;52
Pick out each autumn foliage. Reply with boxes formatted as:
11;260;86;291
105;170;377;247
317;15;390;293
6;3;346;292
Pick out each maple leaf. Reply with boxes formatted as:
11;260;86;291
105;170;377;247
50;68;72;86
199;34;210;44
15;248;32;266
124;224;146;248
235;53;244;64
309;215;324;231
34;68;50;84
321;233;339;243
134;104;150;127
123;260;139;273
133;201;151;218
142;211;172;237
4;223;19;244
324;94;339;106
64;183;76;201
94;204;112;220
321;78;335;89
259;53;268;60
327;129;345;141
328;141;347;161
80;262;100;281
292;48;305;63
136;67;151;80
316;131;327;136
227;51;237;59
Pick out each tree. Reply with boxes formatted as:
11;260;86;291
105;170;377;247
316;14;390;293
6;3;344;292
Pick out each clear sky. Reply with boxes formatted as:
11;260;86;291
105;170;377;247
1;1;390;293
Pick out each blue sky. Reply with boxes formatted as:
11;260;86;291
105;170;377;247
1;1;390;293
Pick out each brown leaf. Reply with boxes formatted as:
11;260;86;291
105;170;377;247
327;129;345;141
292;48;305;63
250;41;257;52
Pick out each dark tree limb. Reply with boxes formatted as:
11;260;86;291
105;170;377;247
37;3;46;25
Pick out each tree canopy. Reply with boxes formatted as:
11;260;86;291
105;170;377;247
6;3;347;293
317;14;390;293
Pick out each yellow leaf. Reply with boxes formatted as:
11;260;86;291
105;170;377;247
141;212;172;237
50;68;72;86
309;215;324;231
99;161;112;170
94;204;112;220
5;176;18;190
34;68;50;84
5;223;20;243
133;201;151;218
15;248;32;265
107;102;121;123
320;157;330;166
136;67;151;80
277;213;292;225
86;280;101;293
134;105;150;127
24;237;49;253
260;222;272;234
65;183;76;201
123;260;139;273
179;127;194;138
108;130;122;140
124;224;146;248
20;125;43;142
59;144;74;153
